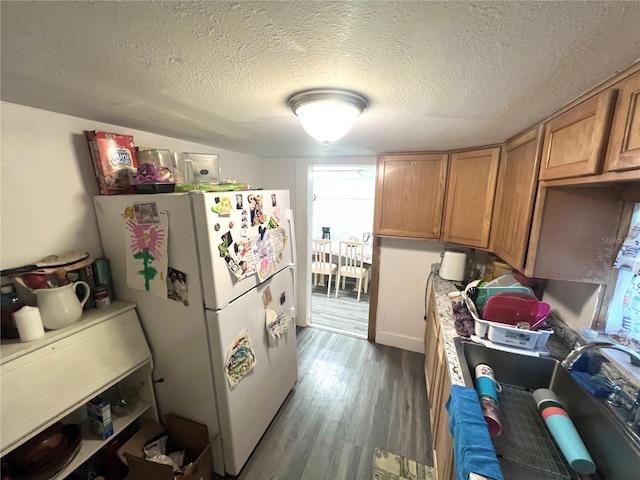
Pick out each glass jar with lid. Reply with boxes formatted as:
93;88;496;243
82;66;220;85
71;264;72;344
450;292;475;337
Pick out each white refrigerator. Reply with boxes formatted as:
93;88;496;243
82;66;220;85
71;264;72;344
93;190;298;476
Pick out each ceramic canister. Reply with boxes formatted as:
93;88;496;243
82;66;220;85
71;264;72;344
34;281;90;330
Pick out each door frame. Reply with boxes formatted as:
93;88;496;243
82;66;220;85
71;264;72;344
305;163;377;340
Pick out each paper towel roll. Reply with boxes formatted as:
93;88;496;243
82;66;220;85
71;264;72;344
13;306;45;342
440;251;467;281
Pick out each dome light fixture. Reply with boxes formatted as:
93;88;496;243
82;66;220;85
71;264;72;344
287;89;368;146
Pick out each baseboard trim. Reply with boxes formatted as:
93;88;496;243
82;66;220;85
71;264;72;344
375;331;425;354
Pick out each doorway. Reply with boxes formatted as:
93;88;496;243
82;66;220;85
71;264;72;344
309;165;376;338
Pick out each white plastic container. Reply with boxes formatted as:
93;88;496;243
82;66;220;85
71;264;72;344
487;322;552;349
466;295;552;350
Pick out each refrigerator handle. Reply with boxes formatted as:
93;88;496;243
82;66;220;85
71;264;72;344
286;208;297;319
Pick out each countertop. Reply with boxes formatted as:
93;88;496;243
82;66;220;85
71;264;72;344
428;269;572;480
429;266;640;480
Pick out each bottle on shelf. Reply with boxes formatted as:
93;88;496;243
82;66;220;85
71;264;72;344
1;284;24;339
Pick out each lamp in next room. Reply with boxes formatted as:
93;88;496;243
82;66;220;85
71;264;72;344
287;89;368;146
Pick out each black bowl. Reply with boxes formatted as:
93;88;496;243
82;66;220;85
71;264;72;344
4;423;82;480
134;182;176;194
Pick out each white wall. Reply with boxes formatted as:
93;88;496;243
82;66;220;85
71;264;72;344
0;102;263;270
376;238;443;353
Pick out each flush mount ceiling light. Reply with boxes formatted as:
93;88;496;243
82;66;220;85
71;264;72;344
287;89;368;146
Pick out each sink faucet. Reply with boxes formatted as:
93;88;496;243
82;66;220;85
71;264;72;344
561;342;640;370
562;342;640;430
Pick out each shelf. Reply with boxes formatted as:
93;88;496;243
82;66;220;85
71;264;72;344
52;400;153;480
0;301;137;365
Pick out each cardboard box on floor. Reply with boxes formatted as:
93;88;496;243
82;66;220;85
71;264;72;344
117;414;214;480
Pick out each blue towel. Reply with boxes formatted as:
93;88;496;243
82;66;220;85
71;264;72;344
446;385;504;480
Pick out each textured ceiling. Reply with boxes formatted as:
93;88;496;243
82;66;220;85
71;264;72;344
2;1;640;158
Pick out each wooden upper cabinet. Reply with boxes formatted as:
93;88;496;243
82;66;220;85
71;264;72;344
539;89;617;180
442;147;501;248
374;153;448;239
490;127;544;271
605;70;640;172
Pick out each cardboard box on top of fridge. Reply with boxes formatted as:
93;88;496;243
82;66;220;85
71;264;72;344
85;130;139;195
117;414;214;480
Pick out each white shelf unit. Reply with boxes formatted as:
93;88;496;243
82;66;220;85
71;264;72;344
0;301;158;478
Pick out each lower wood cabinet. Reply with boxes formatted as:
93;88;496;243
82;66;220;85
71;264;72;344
424;286;454;480
433;367;453;480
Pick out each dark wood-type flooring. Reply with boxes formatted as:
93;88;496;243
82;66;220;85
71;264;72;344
310;279;370;338
217;327;432;479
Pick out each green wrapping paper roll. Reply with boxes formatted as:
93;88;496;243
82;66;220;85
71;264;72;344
533;388;596;475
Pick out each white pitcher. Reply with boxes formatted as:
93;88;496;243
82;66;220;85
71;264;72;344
34;281;90;329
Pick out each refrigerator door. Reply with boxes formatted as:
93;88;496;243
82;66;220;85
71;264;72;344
206;267;297;475
192;189;295;310
93;194;223;464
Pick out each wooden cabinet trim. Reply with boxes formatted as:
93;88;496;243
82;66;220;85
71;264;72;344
425;286;454;480
606;71;640;172
539;89;617;180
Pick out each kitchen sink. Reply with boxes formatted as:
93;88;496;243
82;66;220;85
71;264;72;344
454;338;640;480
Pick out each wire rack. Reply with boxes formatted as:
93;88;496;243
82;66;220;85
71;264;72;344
492;384;580;479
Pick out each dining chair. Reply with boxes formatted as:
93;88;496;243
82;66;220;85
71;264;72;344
311;239;338;297
335;241;370;302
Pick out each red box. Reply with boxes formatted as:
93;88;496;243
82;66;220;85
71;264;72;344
85;130;139;195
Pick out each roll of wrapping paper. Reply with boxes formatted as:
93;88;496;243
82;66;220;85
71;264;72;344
533;388;596;474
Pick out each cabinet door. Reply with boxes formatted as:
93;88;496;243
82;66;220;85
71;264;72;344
442;147;500;248
425;306;440;401
539;89;616;180
490;127;544;271
433;347;454;480
605;71;640;172
374;153;448;239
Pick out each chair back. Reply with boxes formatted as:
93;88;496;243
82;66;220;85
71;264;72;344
312;239;333;269
338;241;364;273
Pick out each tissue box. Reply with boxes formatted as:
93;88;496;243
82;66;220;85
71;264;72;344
87;396;114;440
